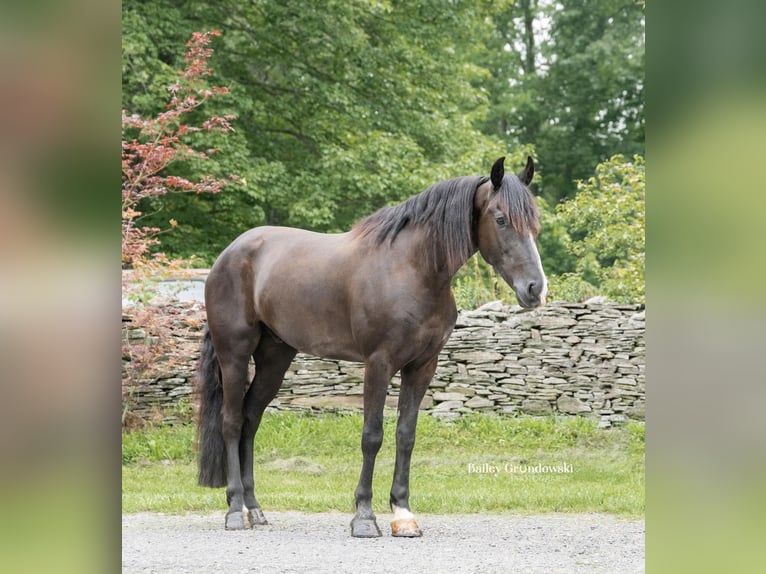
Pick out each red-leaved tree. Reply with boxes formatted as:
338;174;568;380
122;29;237;272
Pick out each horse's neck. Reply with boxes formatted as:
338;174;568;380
404;226;478;286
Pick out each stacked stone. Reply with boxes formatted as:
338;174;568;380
422;301;645;427
122;300;645;427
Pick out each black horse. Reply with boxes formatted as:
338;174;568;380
196;157;547;536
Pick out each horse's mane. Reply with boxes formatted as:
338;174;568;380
352;176;484;273
352;173;540;273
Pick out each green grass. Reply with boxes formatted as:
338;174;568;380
122;412;644;517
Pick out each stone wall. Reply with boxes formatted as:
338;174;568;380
122;301;645;427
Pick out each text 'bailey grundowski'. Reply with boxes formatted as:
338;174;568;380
467;462;574;474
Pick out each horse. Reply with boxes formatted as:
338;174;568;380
196;156;547;537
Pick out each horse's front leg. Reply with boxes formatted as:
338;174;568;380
350;353;395;538
389;357;437;537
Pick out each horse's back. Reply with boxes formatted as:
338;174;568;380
205;226;363;359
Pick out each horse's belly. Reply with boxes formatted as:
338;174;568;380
300;340;364;363
258;294;364;362
273;321;363;362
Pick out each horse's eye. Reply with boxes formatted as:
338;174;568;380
495;216;506;227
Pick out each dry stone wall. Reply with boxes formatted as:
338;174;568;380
122;300;645;427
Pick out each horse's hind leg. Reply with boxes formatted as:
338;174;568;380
240;334;297;526
213;325;260;530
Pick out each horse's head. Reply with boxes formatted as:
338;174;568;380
475;156;547;308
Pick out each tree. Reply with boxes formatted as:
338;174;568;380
122;0;509;263
122;30;237;271
122;5;266;261
479;0;644;204
548;154;645;303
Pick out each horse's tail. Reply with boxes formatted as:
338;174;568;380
196;325;227;487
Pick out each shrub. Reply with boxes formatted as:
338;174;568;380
549;154;645;303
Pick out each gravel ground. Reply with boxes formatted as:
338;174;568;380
122;511;644;573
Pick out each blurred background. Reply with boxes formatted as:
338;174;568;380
649;1;766;572
0;1;119;573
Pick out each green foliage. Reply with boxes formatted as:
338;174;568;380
122;0;509;263
548;154;645;303
545;272;601;303
452;254;515;309
121;2;644;298
479;0;645;203
122;412;645;516
536;195;578;277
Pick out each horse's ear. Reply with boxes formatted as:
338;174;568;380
519;155;534;186
490;156;505;190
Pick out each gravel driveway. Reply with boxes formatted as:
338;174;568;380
122;511;644;573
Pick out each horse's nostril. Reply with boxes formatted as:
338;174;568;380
527;281;537;296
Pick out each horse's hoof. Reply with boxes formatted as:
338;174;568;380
350;517;382;538
225;510;250;530
391;518;422;537
248;507;268;526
